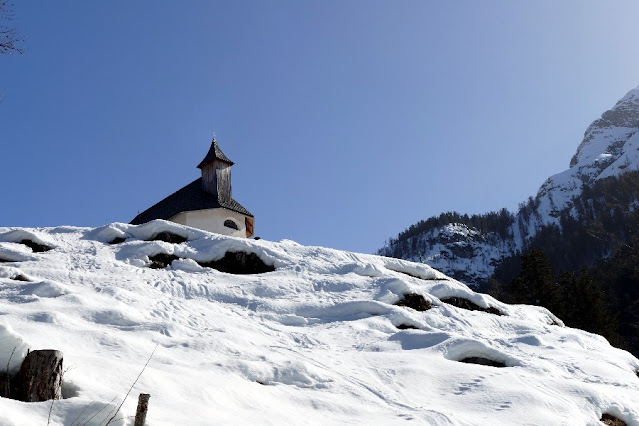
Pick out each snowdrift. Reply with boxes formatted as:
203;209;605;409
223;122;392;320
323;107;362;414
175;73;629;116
0;221;637;425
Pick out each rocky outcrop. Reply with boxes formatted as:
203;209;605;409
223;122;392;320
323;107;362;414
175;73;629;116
379;87;639;287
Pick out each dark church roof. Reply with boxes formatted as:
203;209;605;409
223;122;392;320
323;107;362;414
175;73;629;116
197;137;234;169
130;178;253;225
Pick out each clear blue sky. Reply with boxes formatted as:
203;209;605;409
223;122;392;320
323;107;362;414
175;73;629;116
2;1;639;254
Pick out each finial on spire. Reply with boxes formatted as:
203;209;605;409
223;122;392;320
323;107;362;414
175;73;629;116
198;134;234;169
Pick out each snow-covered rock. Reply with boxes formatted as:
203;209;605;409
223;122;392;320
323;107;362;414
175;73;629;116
413;223;514;285
535;88;639;229
0;221;637;425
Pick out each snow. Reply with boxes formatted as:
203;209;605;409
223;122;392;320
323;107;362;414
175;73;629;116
0;324;30;375
439;223;480;239
0;220;638;425
0;229;55;247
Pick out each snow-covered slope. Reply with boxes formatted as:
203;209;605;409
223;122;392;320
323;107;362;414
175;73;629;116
380;87;639;286
0;221;638;425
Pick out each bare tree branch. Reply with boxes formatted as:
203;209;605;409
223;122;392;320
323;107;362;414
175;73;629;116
0;1;24;55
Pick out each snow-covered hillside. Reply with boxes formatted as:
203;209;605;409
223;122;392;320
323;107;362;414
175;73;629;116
0;221;638;425
380;87;639;286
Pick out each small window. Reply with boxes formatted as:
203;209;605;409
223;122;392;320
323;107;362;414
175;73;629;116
224;219;239;230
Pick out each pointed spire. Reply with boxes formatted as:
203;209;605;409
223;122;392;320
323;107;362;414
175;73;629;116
197;136;234;169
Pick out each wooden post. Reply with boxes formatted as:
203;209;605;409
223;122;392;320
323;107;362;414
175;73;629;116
16;350;63;402
134;393;150;426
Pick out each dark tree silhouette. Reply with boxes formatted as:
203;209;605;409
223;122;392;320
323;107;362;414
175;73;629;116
556;270;620;343
507;249;561;313
0;1;23;55
499;248;623;350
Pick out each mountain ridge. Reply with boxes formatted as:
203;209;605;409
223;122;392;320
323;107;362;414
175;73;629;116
379;87;639;287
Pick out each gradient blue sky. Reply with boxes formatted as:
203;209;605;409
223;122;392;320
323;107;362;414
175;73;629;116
2;1;639;253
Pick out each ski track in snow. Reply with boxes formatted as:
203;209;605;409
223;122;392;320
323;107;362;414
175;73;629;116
0;220;637;425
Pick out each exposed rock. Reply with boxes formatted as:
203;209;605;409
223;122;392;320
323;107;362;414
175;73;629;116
600;413;627;426
149;232;187;244
393;293;432;311
148;250;274;274
440;297;503;316
108;237;127;245
149;253;179;269
198;251;274;275
458;357;506;368
388;268;441;281
19;240;51;253
396;324;419;330
11;274;30;282
448;242;476;258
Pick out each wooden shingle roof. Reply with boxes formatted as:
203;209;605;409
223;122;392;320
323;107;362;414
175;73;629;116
130;178;253;225
197;137;234;168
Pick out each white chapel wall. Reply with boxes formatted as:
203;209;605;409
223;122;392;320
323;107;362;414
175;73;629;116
170;209;247;238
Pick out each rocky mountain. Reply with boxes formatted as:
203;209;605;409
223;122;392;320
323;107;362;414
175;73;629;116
379;87;639;287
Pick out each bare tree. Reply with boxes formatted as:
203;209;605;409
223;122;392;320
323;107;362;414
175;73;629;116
0;1;23;55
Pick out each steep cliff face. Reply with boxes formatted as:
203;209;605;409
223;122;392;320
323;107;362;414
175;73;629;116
379;87;639;286
533;88;639;229
415;223;515;285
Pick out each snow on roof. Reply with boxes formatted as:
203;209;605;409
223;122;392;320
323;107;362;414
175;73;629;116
0;221;637;425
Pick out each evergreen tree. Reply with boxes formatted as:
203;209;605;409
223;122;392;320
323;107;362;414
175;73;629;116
556;270;620;344
507;249;561;313
593;234;639;354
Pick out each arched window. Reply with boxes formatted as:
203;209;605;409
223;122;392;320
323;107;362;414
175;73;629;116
224;219;239;230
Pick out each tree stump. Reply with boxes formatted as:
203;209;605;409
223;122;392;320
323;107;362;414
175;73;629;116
16;350;63;402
